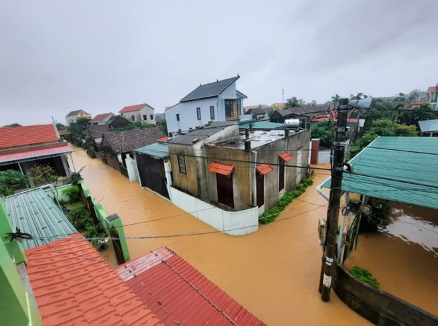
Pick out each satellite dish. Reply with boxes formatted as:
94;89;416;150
349;97;373;115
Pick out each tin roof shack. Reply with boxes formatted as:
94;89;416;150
270;104;331;127
167;122;239;200
204;127;310;213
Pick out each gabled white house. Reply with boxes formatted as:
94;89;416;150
119;103;156;125
65;109;92;126
165;75;247;135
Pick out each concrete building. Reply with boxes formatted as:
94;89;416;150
119;103;156;124
65;109;92;126
165;76;248;135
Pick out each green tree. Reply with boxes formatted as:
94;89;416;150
0;170;28;196
67;118;91;146
2;123;22;128
56;123;67;130
310;121;335;148
284;97;306;108
28;164;58;187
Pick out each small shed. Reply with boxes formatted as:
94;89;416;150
135;142;170;199
418;119;438;137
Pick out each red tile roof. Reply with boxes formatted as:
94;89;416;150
0;143;72;164
279;151;293;162
91;113;112;122
427;85;438;93
156;136;169;143
208;161;234;176
25;234;161;326
256;163;273;175
116;247;264;326
120;103;154;113
0;124;58;149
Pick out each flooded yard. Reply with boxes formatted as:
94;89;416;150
69;145;370;325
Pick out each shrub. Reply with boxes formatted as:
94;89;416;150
67;205;90;228
350;266;380;289
62;185;80;203
302;178;314;186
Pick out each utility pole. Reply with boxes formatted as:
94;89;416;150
319;98;349;302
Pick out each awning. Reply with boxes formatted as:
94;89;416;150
278;151;293;162
208;162;234;176
0;143;73;164
256;163;273;175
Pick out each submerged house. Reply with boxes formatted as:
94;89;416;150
165;75;248;135
168;121;310;214
100;128;165;178
0;124;73;180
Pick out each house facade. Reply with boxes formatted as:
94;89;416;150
65;109;92;126
165;76;247;135
0;124;73;182
168;122;310;213
270;104;331;127
426;83;438;107
90;112;115;125
119;103;156;124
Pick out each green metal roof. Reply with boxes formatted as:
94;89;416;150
322;137;438;209
3;188;78;249
239;121;284;129
135;142;169;158
418;119;438;133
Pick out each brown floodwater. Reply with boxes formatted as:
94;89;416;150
344;203;438;316
69;146;370;325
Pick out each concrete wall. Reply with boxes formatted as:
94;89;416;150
169;186;258;236
120;105;155;124
332;260;438;325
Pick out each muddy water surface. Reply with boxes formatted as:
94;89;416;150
70;146;370;325
344;203;438;316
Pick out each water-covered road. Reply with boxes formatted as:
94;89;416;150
69;146;370;325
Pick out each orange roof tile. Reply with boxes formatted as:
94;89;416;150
0;124;58;149
119;103;154;113
91;113;112;122
25;234;161;326
256;163;273;175
156;136;168;142
208;161;234;176
279;151;293;162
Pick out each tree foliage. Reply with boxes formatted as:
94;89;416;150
2;123;22;128
112;121;156;132
0;170;28;196
28;164;58;187
310;121;335;148
67;118;91;145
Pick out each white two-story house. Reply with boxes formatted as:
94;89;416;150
119;103;156;125
165;75;247;135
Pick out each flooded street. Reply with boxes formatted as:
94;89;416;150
344;203;438;317
69;146;369;325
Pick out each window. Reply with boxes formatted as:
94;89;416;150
131;115;135;122
217;174;234;208
210;106;215;119
225;100;233;117
279;160;285;191
177;155;186;174
143;115;147;120
150;115;153;120
176;114;180;121
196;107;201;120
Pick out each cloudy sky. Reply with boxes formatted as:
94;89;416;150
1;0;437;126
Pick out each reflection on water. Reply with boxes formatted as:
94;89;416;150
382;204;438;257
69;145;370;325
344;202;438;316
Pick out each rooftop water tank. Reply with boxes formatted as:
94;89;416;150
284;119;300;128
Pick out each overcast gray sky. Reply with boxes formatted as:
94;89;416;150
1;0;437;126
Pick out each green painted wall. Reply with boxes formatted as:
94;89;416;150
0;198;42;326
79;182;130;261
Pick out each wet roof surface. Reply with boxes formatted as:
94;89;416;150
25;234;161;326
116;247;264;326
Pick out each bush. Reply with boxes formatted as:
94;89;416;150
350;266;380;289
67;205;90;229
62;185;80;203
302;178;313;186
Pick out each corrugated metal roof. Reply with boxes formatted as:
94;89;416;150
0;143;72;164
3;188;77;249
135;142;169;158
322;137;438;209
168;121;237;145
208;161;234;176
279;151;293;162
239;122;284;129
116;247;264;326
26;235;161;326
180;76;239;102
418;119;438;133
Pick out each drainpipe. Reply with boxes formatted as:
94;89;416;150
337;192;349;263
316;177;330;202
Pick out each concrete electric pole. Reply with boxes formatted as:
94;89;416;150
319;98;349;302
